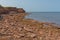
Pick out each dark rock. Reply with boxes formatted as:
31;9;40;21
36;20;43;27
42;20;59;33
0;16;3;20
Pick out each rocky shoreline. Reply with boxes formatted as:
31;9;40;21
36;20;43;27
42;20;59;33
0;5;60;40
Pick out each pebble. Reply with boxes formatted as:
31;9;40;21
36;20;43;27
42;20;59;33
26;32;36;38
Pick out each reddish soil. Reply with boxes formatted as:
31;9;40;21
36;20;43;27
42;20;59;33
0;5;60;40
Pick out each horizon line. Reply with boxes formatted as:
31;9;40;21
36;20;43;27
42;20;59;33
26;11;60;12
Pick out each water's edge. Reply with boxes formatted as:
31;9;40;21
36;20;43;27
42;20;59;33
26;12;60;25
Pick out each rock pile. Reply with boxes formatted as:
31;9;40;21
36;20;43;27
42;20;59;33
0;5;60;40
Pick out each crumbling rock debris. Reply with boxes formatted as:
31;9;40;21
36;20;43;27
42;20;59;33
0;5;60;40
26;32;36;38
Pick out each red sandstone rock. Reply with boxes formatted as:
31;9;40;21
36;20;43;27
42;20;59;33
0;5;60;40
17;8;25;13
0;5;25;15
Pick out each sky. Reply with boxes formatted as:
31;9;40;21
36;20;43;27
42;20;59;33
0;0;60;12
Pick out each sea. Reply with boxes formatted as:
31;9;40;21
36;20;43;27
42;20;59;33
26;12;60;25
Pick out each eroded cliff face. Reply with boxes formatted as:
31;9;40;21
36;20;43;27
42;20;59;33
0;5;25;15
0;5;60;40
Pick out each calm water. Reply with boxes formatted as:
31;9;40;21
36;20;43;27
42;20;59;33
26;12;60;25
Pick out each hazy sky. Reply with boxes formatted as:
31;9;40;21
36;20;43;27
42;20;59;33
0;0;60;12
